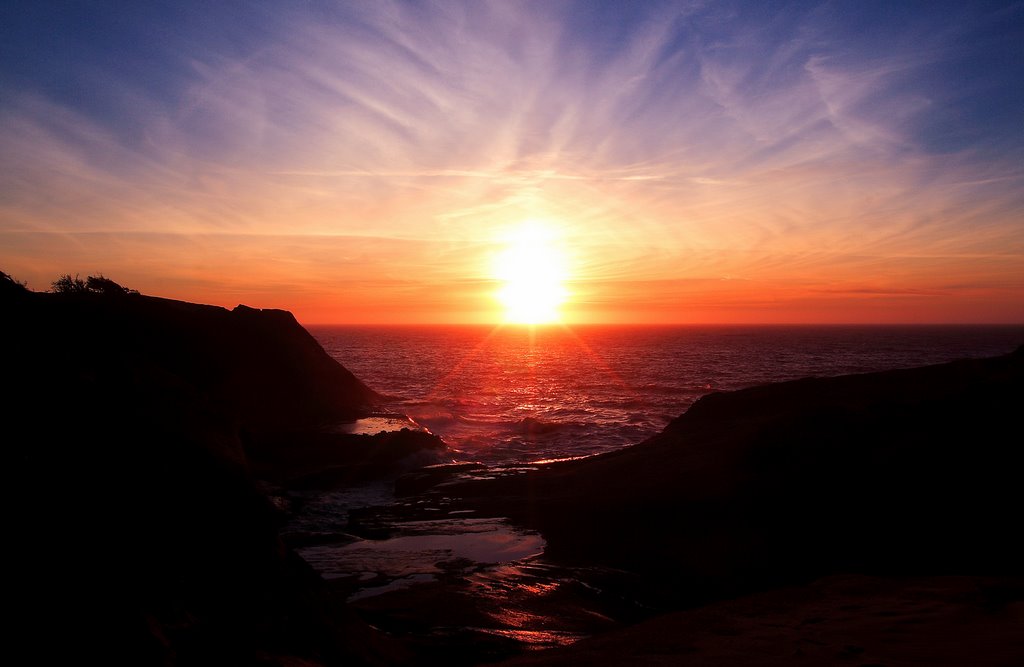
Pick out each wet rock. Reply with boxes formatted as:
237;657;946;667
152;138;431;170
396;462;488;496
498;575;1024;666
249;428;451;489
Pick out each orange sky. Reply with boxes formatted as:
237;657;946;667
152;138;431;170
2;2;1023;324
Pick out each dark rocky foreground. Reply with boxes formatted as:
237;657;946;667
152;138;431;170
3;273;1021;665
501;574;1024;666
2;278;444;665
433;344;1024;664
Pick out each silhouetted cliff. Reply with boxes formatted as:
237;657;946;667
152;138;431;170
5;287;379;430
1;284;408;665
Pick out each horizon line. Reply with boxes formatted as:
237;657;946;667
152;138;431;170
300;321;1024;328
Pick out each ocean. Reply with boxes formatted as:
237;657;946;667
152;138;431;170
311;324;1024;465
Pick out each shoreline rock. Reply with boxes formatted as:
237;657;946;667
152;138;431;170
248;428;451;489
441;347;1024;606
2;284;431;665
498;573;1024;666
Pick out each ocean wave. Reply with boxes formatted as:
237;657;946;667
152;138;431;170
315;325;1024;465
505;416;581;435
417;413;584;435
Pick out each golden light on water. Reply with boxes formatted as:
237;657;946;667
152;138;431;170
493;221;569;325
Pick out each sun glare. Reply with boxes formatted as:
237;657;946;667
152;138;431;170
493;221;569;324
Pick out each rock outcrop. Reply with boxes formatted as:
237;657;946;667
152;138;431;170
501;574;1024;666
7;288;380;428
1;284;424;665
450;347;1024;603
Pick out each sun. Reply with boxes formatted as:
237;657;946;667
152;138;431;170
493;221;569;324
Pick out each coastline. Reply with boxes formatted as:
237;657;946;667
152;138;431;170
4;279;1022;665
328;346;1024;662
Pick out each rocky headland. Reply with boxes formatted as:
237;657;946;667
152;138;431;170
446;346;1024;579
434;345;1024;664
2;275;444;665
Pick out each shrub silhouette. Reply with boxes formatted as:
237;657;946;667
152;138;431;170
86;274;137;295
51;273;138;296
51;273;89;293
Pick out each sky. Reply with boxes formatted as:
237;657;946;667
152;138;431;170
1;0;1022;324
